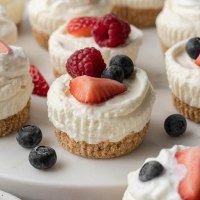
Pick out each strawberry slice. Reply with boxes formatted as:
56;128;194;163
69;75;127;104
65;17;97;37
0;40;13;54
175;147;200;200
195;54;200;67
29;64;49;97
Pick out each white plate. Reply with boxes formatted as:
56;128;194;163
0;3;199;200
0;191;21;200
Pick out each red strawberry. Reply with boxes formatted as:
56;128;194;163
175;147;200;200
65;17;97;37
69;75;127;104
29;64;49;97
0;40;13;54
195;54;200;67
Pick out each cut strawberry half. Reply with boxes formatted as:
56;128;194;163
0;40;13;54
65;17;97;37
175;147;200;200
195;54;200;67
69;75;127;104
29;64;49;97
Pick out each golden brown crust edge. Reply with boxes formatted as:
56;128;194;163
31;27;49;49
55;122;149;159
173;94;200;123
112;6;162;27
0;100;31;137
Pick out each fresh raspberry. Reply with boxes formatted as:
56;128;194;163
66;47;106;78
92;13;131;48
30;64;49;97
65;17;97;37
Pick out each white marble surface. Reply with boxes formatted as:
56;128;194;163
0;2;200;200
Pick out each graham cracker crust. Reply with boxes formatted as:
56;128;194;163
173;94;200;123
55;122;149;159
31;27;49;49
112;6;162;27
0;100;31;137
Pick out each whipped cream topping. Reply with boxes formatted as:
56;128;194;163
123;145;187;200
0;46;33;120
0;0;25;24
47;68;155;144
166;39;200;108
28;0;111;34
0;6;17;44
49;24;143;75
156;0;200;47
112;0;163;9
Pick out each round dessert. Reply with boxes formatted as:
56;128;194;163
123;145;200;200
0;41;33;136
0;0;25;27
28;0;112;49
156;0;200;52
165;37;200;123
49;14;143;78
111;0;163;27
0;6;17;44
47;51;155;159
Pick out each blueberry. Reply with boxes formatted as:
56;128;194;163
139;161;164;182
16;125;42;148
29;146;57;170
186;37;200;59
164;114;187;137
101;65;124;82
109;55;134;78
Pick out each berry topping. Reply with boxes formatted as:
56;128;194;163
176;147;200;200
29;146;57;170
164;114;187;137
66;47;106;78
16;125;42;148
109;55;134;78
186;37;200;59
93;13;131;48
0;40;13;54
139;161;164;182
69;75;127;104
101;65;124;83
65;17;97;37
195;54;200;67
30;64;49;97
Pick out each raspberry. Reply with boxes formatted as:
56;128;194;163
66;47;106;78
65;17;97;37
92;13;131;48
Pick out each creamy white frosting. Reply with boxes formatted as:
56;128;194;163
0;46;33;120
111;0;163;9
0;6;17;44
123;145;187;200
166;39;200;108
47;68;155;144
156;0;200;48
0;0;25;24
49;24;143;75
28;0;112;35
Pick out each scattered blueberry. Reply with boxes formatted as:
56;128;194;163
109;55;134;78
164;114;187;137
186;37;200;59
16;125;42;148
101;65;124;82
29;146;57;170
139;161;164;182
